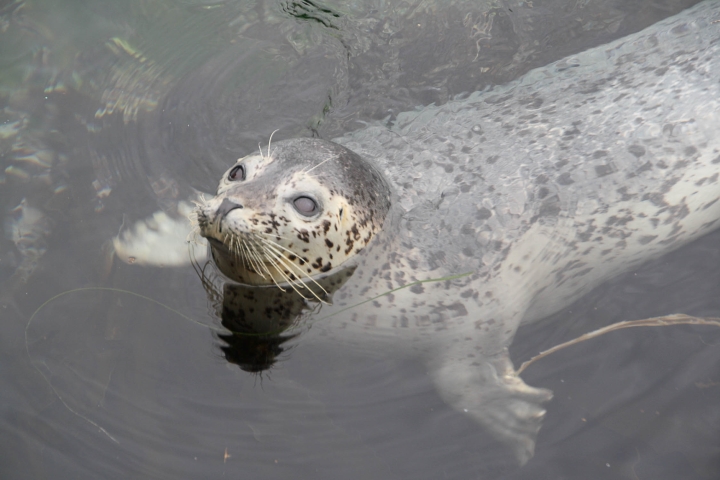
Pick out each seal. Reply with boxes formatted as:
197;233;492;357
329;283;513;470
115;0;720;465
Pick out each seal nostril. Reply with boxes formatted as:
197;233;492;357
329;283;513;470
216;198;244;220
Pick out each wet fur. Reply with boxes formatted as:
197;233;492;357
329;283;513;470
200;1;720;465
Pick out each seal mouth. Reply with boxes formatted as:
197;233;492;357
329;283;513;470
205;237;247;269
207;237;230;254
206;234;267;278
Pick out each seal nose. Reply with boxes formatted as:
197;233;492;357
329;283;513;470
216;198;243;220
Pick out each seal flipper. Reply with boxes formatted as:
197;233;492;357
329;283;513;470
112;199;207;267
429;347;552;465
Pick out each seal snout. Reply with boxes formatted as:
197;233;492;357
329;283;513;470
216;198;244;220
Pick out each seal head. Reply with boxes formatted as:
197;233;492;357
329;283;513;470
194;138;391;289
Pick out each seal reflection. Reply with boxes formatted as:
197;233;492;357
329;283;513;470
198;262;357;373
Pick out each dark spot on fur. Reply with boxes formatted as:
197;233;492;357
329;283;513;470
476;207;492;220
605;215;633;227
628;145;646;158
557;172;574;185
534;195;561;220
643;192;667;207
350;225;360;240
594;164;616;177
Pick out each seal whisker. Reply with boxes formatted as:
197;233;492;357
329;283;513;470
256;251;289;292
187;228;203;244
186;209;206;242
267;129;279;158
259;238;330;300
260;243;331;303
259;235;316;264
228;236;242;267
257;231;294;243
224;233;245;266
229;235;258;278
239;243;252;271
191;193;208;209
237;239;252;271
243;241;268;279
255;245;291;291
247;240;276;282
263;249;324;297
260;243;311;290
238;240;254;268
264;252;315;300
303;157;332;175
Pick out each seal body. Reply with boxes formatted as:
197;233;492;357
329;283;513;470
120;0;720;464
316;1;720;461
333;0;720;332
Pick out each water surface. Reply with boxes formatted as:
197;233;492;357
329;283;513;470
1;1;717;478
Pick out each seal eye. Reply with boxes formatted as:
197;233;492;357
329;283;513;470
293;196;318;216
228;165;245;182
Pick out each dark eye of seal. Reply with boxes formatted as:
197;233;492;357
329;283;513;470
293;196;318;216
228;165;245;181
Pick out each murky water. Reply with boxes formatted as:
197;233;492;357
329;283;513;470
1;0;718;478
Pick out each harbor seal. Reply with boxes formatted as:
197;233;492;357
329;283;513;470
115;0;720;464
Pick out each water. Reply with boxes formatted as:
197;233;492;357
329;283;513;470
1;0;718;478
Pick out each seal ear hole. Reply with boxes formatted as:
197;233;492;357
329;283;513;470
293;196;319;216
228;165;246;182
339;208;343;220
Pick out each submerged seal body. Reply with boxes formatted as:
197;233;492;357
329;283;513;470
118;0;720;464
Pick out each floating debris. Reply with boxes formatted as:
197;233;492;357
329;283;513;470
4;165;30;181
4;199;53;288
92;179;112;199
13;147;54;169
0;121;21;140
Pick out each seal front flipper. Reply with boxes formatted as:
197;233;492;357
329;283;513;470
429;347;552;465
112;199;208;267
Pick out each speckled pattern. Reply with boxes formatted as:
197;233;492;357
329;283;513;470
196;139;391;287
327;1;720;334
202;0;720;466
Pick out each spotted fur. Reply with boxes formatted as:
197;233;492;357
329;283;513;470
198;1;720;466
311;2;720;464
194;138;391;296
